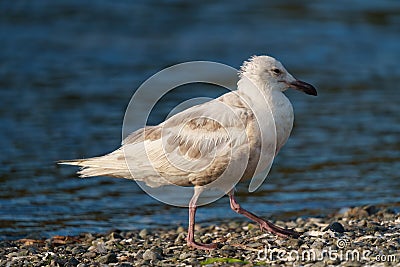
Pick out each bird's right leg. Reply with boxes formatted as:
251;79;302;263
187;187;218;250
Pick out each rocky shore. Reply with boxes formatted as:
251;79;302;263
1;205;399;266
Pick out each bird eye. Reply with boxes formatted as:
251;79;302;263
272;68;281;75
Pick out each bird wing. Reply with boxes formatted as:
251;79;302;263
122;91;257;187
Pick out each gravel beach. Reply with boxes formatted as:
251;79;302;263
1;205;399;266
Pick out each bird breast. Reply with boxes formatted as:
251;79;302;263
269;91;294;154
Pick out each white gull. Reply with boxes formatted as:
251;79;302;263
59;55;317;250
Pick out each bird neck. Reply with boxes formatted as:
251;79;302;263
237;76;277;106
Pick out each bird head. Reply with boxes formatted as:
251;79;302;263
239;55;317;96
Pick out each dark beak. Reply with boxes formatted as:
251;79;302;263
290;80;317;96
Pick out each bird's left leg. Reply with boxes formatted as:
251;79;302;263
228;189;300;238
187;186;218;250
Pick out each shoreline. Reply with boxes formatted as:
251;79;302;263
1;205;399;266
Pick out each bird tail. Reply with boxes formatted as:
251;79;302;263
58;150;131;178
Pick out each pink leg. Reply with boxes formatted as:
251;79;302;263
228;189;300;238
187;187;217;250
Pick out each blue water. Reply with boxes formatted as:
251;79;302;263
0;1;399;240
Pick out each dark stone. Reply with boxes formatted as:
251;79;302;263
364;205;379;215
324;222;345;233
109;231;124;240
53;256;68;266
72;246;86;255
66;257;80;266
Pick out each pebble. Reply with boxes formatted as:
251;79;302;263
174;232;186;244
109;232;123;240
98;253;118;264
179;252;194;260
89;241;107;253
247;242;263;248
66;257;80;266
364;205;378;215
142;249;161;261
311;240;324;249
324;221;346;233
228;221;240;229
176;226;185;234
139;229;148;239
286;238;301;247
344;207;369;218
0;205;398;266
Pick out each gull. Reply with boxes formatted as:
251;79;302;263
59;55;317;250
